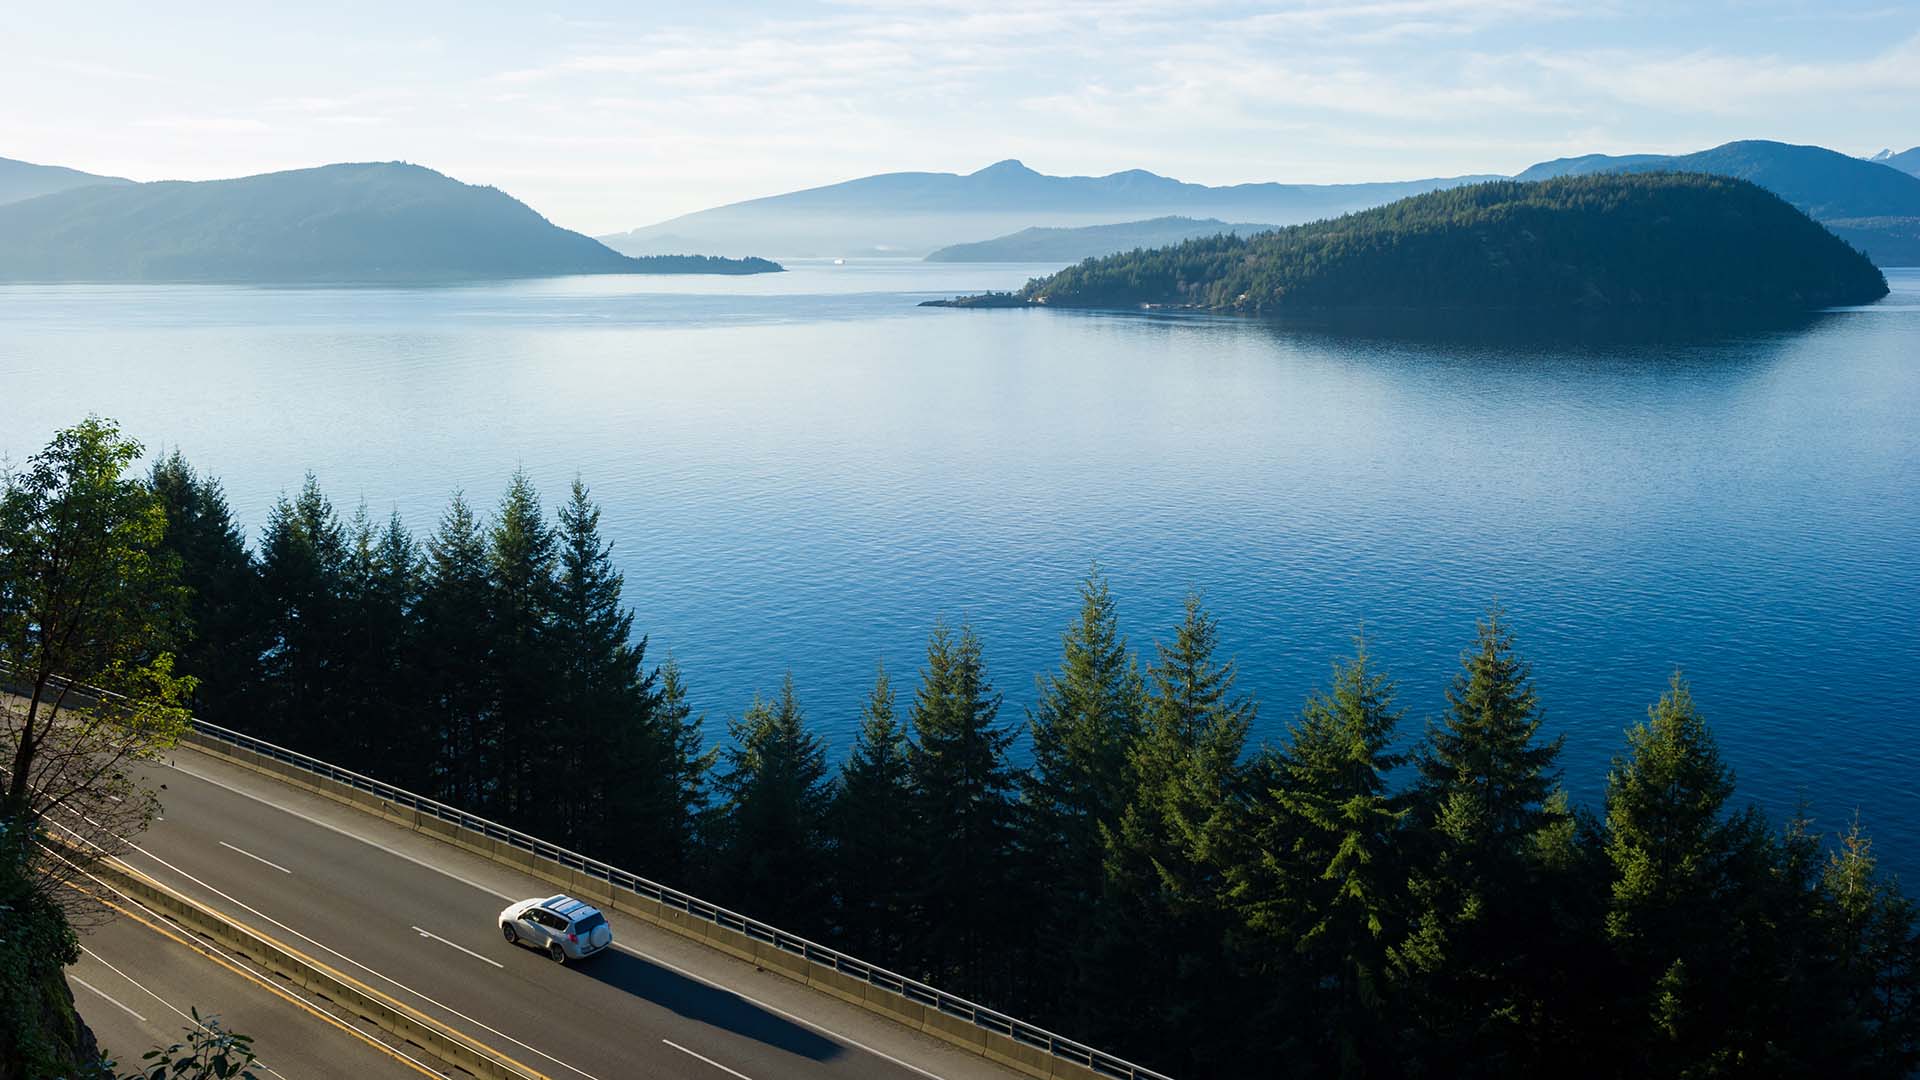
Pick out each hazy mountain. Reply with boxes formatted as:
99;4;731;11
0;162;779;282
600;159;1496;258
1517;140;1920;219
925;216;1278;263
930;175;1887;330
1517;140;1920;265
0;155;132;206
1869;147;1920;177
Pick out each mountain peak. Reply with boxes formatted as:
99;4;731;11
970;159;1037;178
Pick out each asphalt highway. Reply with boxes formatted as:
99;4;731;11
69;887;438;1080
86;745;1024;1080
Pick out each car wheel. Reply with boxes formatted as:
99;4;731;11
502;923;517;944
548;942;566;964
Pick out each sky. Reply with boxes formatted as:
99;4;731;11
6;1;1918;235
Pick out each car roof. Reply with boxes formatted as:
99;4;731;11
538;895;601;921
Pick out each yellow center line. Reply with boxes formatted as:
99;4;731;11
70;879;446;1079
80;849;556;1076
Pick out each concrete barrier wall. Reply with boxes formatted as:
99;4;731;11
180;733;1113;1080
83;852;537;1080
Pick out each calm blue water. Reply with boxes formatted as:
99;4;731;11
3;262;1916;871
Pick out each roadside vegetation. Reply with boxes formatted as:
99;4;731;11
7;416;1919;1078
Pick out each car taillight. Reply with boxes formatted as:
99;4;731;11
568;932;577;943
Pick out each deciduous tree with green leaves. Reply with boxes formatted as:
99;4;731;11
1;418;192;867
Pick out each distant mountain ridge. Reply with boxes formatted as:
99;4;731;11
0;161;780;282
600;159;1497;258
0;155;132;206
1516;140;1920;219
925;216;1279;263
1870;147;1920;177
1517;140;1920;265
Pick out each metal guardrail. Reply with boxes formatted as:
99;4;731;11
5;663;1175;1080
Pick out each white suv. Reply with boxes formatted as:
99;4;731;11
499;895;613;963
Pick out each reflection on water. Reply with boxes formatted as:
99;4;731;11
2;264;1915;872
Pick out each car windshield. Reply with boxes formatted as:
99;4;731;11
574;913;607;933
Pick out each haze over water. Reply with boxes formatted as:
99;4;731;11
4;262;1915;870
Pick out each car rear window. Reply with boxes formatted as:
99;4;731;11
574;913;607;933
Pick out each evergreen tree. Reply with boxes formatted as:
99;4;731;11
1081;594;1253;1074
1021;568;1144;1007
550;478;661;846
645;655;716;885
1235;638;1406;1077
1393;607;1566;1074
713;674;833;930
254;475;348;756
148;451;260;728
1822;821;1920;1075
830;663;916;959
337;507;423;781
418;494;494;807
905;621;1020;1001
486;471;558;824
1601;673;1781;1074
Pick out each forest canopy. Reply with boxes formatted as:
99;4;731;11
937;174;1890;323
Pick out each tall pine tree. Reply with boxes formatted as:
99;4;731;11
418;494;494;807
255;475;349;756
1602;672;1778;1074
550;478;662;846
713;674;833;930
645;655;716;885
1393;607;1566;1074
486;471;559;824
1081;594;1253;1075
148;451;260;729
1237;638;1406;1077
906;621;1020;1002
337;507;423;779
1021;568;1145;1008
830;663;916;959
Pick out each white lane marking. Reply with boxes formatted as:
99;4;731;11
413;926;505;969
69;868;449;1080
77;945;294;1080
72;974;148;1023
110;838;600;1080
219;840;293;875
662;1039;756;1080
166;759;518;898
163;755;953;1080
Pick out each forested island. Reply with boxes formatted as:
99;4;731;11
0;161;781;282
7;417;1917;1078
925;174;1889;326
